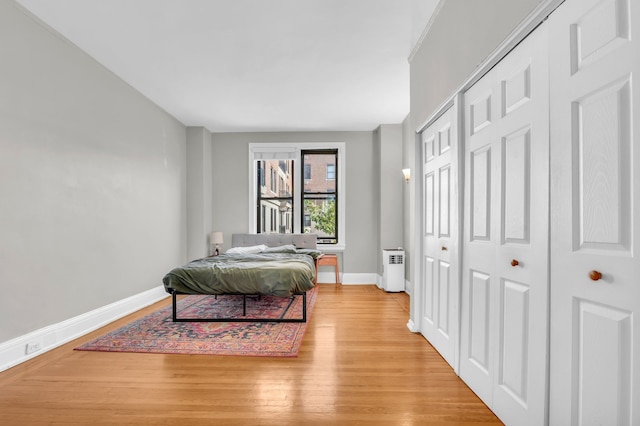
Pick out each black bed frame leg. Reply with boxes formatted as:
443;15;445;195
172;291;178;321
302;292;307;322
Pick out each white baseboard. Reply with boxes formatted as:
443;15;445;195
340;272;378;285
0;285;168;373
407;319;419;333
375;273;408;292
316;272;378;285
404;279;412;296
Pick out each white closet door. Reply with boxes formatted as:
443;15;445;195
460;22;549;425
549;0;639;424
420;105;460;370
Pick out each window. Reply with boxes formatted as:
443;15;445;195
257;160;293;234
249;143;345;249
326;164;336;180
270;167;277;193
302;150;338;244
270;209;276;232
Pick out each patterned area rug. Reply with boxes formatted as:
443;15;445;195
75;287;317;357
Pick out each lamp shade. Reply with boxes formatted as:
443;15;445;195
402;168;411;182
210;231;224;245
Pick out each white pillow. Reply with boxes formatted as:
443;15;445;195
226;244;267;255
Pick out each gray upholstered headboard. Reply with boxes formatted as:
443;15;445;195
231;233;317;249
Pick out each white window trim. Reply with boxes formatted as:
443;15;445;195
248;142;346;251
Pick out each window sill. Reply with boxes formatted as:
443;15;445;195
318;243;345;253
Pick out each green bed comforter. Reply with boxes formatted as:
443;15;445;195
162;253;316;297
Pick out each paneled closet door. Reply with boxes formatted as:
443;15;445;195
420;105;459;371
460;22;549;425
549;0;640;424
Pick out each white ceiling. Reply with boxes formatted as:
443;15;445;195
16;0;438;133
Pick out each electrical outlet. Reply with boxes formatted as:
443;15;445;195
25;341;42;355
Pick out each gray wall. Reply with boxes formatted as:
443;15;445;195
186;127;213;260
211;131;378;275
409;0;544;128
0;2;187;343
376;124;404;275
404;0;544;287
401;115;415;292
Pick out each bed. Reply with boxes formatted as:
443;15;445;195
162;233;321;323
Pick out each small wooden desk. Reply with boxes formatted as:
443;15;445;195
315;254;340;284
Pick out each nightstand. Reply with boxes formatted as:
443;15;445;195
315;253;340;285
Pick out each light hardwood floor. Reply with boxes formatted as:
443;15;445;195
0;285;501;425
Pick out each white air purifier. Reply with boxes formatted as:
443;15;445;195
382;249;405;292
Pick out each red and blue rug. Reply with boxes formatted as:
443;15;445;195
75;287;317;357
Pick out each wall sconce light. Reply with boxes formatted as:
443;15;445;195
402;168;411;183
210;231;223;256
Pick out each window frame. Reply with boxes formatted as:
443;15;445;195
256;159;294;234
302;149;339;245
248;142;346;251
